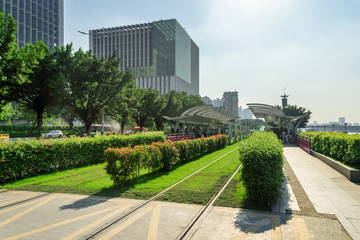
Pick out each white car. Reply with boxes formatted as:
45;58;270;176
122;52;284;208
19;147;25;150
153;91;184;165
43;130;63;139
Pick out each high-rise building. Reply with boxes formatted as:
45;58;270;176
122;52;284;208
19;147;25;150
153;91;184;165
222;91;238;116
339;117;345;125
89;19;199;95
0;0;64;50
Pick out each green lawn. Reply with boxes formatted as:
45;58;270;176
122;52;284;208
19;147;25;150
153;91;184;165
157;145;242;205
1;142;244;202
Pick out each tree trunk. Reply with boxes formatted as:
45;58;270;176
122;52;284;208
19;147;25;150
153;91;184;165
36;111;43;138
85;121;91;136
120;113;128;134
67;118;74;135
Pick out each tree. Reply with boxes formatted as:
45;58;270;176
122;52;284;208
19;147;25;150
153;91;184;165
276;104;311;128
0;41;63;137
61;47;132;135
0;11;20;110
0;103;17;122
105;76;137;133
132;88;164;132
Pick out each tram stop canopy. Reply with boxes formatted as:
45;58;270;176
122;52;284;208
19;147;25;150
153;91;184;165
247;103;307;131
163;105;238;126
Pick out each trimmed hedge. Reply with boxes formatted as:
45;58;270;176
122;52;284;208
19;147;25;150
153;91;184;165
0;132;165;184
239;131;284;204
300;132;360;166
104;134;227;184
0;125;84;138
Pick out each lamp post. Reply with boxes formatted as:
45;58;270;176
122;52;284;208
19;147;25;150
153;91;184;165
345;123;347;133
323;125;326;132
332;124;335;132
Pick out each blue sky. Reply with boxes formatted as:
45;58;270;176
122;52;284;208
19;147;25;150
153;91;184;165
64;0;360;124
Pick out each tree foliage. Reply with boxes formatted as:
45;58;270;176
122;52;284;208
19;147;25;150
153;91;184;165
0;41;64;137
105;76;137;133
278;104;311;128
153;91;206;130
60;47;132;135
132;88;164;132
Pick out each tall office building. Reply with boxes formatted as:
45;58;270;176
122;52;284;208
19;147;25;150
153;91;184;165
0;0;64;50
223;91;238;116
89;19;199;95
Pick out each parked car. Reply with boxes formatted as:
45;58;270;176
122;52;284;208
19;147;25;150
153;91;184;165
42;130;63;139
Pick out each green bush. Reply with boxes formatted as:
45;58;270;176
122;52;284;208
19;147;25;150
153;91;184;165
153;141;180;171
239;131;284;204
104;134;228;185
304;132;360;166
0;125;84;138
0;132;165;184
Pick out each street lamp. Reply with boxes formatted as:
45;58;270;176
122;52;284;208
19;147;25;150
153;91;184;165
332;124;335;132
345;123;347;133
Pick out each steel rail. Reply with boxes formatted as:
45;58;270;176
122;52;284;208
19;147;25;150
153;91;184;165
84;146;241;240
176;162;243;240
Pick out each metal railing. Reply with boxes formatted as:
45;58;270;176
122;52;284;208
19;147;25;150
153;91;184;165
295;135;311;153
166;133;195;142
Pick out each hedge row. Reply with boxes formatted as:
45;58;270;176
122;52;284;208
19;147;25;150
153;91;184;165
0;132;165;184
0;125;84;138
301;132;360;166
239;131;284;204
104;134;227;184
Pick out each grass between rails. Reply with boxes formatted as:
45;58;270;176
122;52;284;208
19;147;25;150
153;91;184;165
0;141;244;201
157;143;243;205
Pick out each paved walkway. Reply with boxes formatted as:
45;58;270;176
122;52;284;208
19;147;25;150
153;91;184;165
283;144;360;240
0;144;358;239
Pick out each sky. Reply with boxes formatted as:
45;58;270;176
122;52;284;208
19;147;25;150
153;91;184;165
64;0;360;124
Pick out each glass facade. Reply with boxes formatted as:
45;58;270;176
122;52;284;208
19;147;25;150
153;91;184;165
0;0;63;50
90;19;194;84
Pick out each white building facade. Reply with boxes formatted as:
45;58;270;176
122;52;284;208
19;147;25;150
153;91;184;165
89;19;199;95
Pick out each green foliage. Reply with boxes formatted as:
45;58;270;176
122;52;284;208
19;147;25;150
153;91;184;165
104;134;228;185
59;46;132;135
153;90;206;130
300;132;360;166
132;87;164;131
105;77;138;133
0;12;19;105
239;132;284;204
275;105;311;128
0;132;165;184
153;141;180;171
0;125;83;138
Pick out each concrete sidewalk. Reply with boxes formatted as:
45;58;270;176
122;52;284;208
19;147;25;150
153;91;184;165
283;145;360;240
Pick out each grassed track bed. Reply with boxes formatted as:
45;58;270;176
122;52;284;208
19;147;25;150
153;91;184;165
1;142;244;203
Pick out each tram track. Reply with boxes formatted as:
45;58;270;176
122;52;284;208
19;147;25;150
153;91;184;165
84;145;241;240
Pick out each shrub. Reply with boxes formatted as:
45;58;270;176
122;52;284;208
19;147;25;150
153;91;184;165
239;131;284;205
305;132;360;166
104;134;228;185
0;132;165;184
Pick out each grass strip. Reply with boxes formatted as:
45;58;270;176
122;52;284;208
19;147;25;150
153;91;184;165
156;144;241;205
0;142;243;200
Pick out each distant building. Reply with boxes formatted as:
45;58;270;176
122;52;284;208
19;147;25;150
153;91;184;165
244;108;253;119
222;91;238;116
0;0;64;50
89;19;199;95
212;98;223;108
201;96;212;105
339;117;345;125
354;123;359;126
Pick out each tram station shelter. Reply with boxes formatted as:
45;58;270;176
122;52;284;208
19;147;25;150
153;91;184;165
246;103;308;134
163;105;250;143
